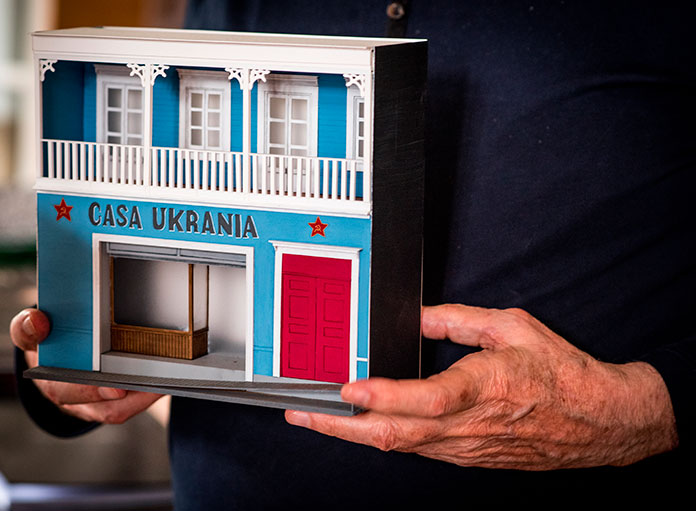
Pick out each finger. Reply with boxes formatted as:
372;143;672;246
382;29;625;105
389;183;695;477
422;304;497;347
285;409;564;469
339;368;481;416
35;379;128;405
285;409;445;453
9;309;51;352
25;349;39;369
62;391;163;424
422;304;522;350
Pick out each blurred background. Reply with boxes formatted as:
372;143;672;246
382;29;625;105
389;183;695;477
1;1;187;509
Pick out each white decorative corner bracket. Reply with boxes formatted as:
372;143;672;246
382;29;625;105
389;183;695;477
343;73;366;97
226;67;271;91
39;59;58;82
127;63;169;87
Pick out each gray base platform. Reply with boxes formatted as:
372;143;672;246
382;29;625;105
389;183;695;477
24;366;361;416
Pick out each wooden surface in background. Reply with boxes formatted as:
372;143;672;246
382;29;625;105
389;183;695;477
56;0;187;29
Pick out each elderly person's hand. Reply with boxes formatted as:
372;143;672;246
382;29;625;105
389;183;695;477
286;304;678;469
10;308;162;424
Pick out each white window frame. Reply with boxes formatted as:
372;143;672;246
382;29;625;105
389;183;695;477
177;69;231;151
95;64;144;146
346;85;365;167
258;74;318;157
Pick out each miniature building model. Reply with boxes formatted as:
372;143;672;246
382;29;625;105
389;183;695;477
29;27;426;414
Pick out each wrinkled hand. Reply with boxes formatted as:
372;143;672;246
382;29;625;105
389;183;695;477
286;304;678;470
10;308;162;424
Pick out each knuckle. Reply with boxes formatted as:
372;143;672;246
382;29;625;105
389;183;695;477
108;415;128;425
425;388;453;417
372;420;402;452
39;382;63;405
9;332;29;353
504;308;540;332
505;307;532;321
100;408;129;425
12;336;30;351
10;311;37;348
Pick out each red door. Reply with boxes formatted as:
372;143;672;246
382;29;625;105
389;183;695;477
281;254;351;383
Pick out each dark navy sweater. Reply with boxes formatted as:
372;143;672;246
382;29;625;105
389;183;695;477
19;0;696;507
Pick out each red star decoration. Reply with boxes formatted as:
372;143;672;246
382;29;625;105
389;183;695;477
54;198;73;222
308;216;328;237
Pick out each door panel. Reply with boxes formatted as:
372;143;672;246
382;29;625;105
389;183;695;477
281;274;316;380
280;254;351;383
315;279;350;383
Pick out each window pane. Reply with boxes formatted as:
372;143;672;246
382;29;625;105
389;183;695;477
291;98;307;121
290;148;307;156
358;100;364;118
208;130;220;148
108;111;122;133
291;123;307;146
107;135;121;144
208;111;220;128
191;92;203;109
358;139;364;158
191;111;202;127
358;121;364;137
269;121;285;145
127;136;142;145
269;146;284;155
270;97;285;119
108;87;122;108
208;93;221;110
128;113;142;135
128;88;142;110
191;128;202;146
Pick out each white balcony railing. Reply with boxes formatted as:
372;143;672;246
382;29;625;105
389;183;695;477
39;139;369;213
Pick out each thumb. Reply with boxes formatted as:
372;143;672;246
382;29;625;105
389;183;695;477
10;309;51;352
341;364;482;416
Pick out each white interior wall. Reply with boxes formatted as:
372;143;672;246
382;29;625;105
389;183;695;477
112;257;246;357
113;258;189;331
208;264;246;356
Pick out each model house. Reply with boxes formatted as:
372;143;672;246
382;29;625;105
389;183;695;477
29;27;426;413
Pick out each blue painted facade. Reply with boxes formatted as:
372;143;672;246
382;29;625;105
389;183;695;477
37;193;372;379
152;70;179;148
42;61;86;142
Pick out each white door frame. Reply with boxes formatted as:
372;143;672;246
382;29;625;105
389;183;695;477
269;240;360;382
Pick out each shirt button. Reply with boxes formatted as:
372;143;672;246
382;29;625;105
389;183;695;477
386;2;406;20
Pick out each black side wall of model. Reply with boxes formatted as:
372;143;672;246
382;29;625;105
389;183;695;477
368;41;427;379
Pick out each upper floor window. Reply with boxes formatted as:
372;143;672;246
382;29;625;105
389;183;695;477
346;85;365;162
258;74;318;157
178;69;230;151
95;65;143;145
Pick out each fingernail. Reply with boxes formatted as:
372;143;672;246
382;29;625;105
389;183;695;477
98;387;126;400
22;315;37;339
286;410;311;427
